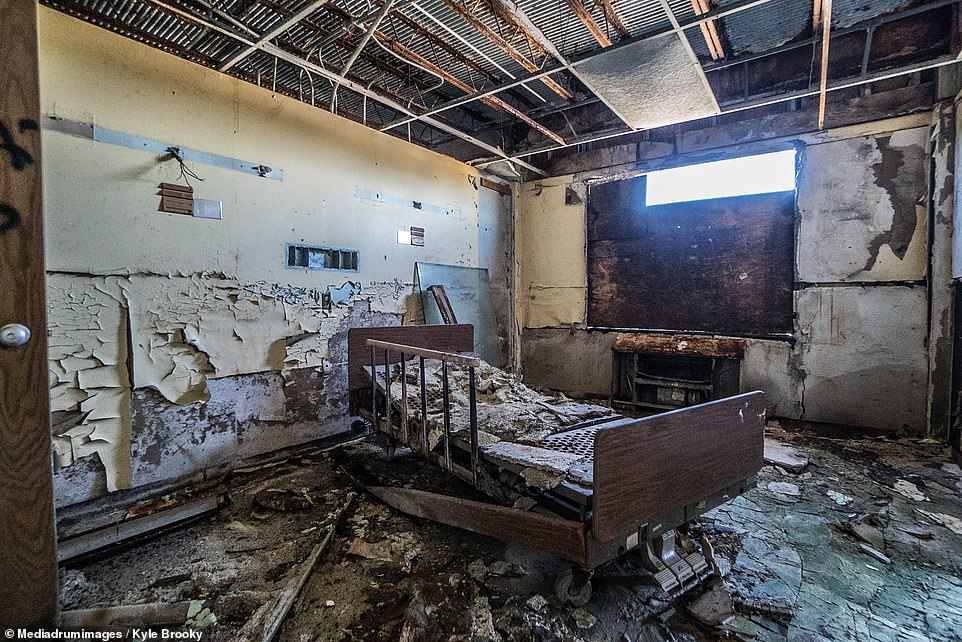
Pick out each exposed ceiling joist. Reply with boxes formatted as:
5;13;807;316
481;0;635;129
375;33;567;144
381;0;781;133
141;0;547;175
690;0;727;60
566;0;614;47
595;0;630;40
440;0;573;100
817;0;833;129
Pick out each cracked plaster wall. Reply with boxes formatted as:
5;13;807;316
517;120;937;434
39;8;497;505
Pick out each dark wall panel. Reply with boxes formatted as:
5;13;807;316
587;177;795;336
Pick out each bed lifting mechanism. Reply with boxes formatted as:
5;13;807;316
642;529;712;595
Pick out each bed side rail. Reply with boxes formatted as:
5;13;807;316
591;391;766;542
365;337;481;482
347;324;474;394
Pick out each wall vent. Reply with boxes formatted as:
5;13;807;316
286;244;359;271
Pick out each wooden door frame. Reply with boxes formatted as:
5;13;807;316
0;0;59;626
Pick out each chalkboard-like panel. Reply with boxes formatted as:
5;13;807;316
587;177;794;336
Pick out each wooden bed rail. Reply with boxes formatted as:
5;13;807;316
365;339;481;367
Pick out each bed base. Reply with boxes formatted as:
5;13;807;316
347;324;765;601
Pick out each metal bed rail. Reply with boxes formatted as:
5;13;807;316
366;338;482;484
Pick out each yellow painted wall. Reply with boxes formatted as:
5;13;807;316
515;176;586;329
39;6;481;284
37;7;493;495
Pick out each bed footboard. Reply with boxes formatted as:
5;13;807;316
591;391;766;543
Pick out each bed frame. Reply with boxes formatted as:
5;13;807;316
347;324;764;602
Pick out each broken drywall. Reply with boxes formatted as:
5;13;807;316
797;128;929;283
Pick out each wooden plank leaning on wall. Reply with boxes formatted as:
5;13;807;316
0;0;59;626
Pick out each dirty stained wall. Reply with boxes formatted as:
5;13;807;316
517;119;935;433
39;7;509;506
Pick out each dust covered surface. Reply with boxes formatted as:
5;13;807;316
60;424;962;641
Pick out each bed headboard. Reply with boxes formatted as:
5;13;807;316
347;324;475;394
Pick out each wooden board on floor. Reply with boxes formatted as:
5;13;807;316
592;391;766;542
368;486;588;565
0;0;58;625
347;324;474;393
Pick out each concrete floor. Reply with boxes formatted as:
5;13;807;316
60;423;962;641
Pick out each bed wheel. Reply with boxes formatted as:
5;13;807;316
555;567;593;607
350;418;369;434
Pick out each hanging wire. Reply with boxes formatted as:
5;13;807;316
166;147;204;187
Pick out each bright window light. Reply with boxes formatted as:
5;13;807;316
645;149;797;206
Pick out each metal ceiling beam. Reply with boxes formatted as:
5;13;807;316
474;55;961;167
380;0;779;132
440;0;572;100
566;0;613;47
219;0;330;71
375;34;567;144
140;0;547;175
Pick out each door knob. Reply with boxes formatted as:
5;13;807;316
0;323;31;347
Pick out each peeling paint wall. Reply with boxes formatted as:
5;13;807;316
39;8;503;506
517;117;939;434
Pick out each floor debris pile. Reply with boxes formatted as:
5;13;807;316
59;423;962;641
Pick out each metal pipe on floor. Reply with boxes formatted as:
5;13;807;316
442;361;451;470
400;356;409;445
370;346;378;430
469;366;479;486
420;357;428;457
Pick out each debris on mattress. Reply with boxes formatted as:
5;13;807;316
368;359;618;491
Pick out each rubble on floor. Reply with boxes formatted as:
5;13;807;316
59;423;962;641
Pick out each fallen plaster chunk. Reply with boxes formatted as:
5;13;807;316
892;479;929;502
686;581;736;627
917;509;962;535
827;490;855;506
764;438;809;473
481;441;583;474
768;481;802;498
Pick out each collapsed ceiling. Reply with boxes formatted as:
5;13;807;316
43;0;960;176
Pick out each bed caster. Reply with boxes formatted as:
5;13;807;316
555;567;593;607
350;418;369;434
